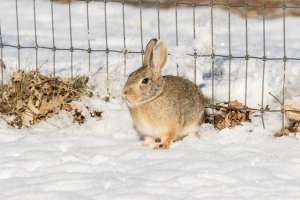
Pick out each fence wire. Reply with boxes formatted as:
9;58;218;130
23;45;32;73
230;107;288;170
0;0;299;130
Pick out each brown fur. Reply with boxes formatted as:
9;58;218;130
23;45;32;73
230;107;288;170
123;39;205;149
159;125;177;149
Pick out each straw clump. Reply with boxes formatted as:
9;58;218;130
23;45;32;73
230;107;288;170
0;70;93;128
212;100;252;130
274;104;300;137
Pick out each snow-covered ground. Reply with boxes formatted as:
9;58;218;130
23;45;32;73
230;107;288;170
0;98;300;200
0;0;300;199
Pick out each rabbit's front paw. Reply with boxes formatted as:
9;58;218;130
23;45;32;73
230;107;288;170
143;136;156;148
153;130;176;150
154;143;170;150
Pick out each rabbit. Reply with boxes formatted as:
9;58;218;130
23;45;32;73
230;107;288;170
122;38;205;149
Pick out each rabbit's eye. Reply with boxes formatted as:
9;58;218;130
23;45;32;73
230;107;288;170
141;78;149;84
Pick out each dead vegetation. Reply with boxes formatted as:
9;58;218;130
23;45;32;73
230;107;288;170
0;70;298;137
204;92;300;136
206;100;252;130
0;70;100;128
274;104;300;137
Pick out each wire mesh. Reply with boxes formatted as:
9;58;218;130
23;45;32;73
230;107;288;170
0;0;299;129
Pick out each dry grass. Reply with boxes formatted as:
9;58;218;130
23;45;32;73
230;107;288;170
274;105;300;137
205;100;252;130
0;70;94;128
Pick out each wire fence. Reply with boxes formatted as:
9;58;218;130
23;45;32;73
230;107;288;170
0;0;299;130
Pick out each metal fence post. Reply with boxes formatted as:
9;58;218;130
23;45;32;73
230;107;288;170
193;1;197;84
210;0;215;121
104;0;110;96
261;0;267;128
282;0;287;130
139;0;144;63
50;0;56;76
122;0;127;77
33;0;38;71
175;1;179;76
0;24;3;86
68;0;74;78
227;0;232;103
15;0;20;70
244;0;249;107
86;0;91;72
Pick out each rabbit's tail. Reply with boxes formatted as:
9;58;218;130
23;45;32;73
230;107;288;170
198;83;216;123
198;83;210;106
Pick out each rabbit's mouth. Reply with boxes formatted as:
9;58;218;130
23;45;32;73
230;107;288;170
122;93;137;106
124;98;147;107
122;95;131;104
123;95;139;106
123;84;165;108
123;92;162;108
122;88;141;105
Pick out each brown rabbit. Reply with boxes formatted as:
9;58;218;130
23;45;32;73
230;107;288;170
122;38;205;149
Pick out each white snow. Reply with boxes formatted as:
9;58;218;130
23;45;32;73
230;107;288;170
1;0;300;199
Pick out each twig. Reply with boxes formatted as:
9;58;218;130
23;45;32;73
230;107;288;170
206;103;300;113
0;59;6;70
35;78;58;87
268;92;283;105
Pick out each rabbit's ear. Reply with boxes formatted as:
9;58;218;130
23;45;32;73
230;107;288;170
152;40;167;78
143;38;158;67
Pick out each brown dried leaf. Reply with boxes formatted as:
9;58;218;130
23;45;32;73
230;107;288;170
228;100;243;109
90;110;103;119
274;113;300;137
0;70;91;128
213;100;251;130
73;109;85;125
274;128;291;137
11;71;23;83
39;95;64;115
284;105;300;122
27;98;41;115
21;109;35;127
62;103;74;112
9;116;22;129
0;101;11;114
287;121;300;133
